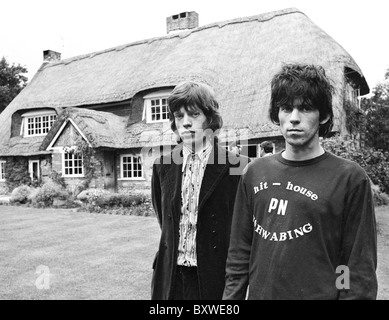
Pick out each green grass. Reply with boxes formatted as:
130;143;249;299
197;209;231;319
0;206;160;300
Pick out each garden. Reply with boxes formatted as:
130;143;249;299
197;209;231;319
5;181;155;217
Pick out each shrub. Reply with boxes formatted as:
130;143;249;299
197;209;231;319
117;193;144;207
76;188;111;204
76;189;154;216
10;185;34;204
27;188;41;206
34;180;70;207
94;193;144;208
322;135;389;195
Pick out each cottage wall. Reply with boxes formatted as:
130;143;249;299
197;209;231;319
51;149;106;194
88;150;105;190
116;147;160;196
0;182;8;194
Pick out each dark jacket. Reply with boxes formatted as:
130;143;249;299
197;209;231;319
151;143;249;300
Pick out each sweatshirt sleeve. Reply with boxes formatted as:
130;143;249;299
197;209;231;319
338;175;378;300
223;174;253;300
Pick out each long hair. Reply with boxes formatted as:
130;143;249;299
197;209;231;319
167;81;223;133
269;64;334;137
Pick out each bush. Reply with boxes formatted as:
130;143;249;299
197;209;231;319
10;185;34;204
76;189;154;216
34;180;70;207
92;192;144;208
27;188;41;206
76;188;111;204
322;135;389;195
76;189;145;208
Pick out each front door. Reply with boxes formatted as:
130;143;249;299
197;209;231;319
28;160;40;181
103;152;116;192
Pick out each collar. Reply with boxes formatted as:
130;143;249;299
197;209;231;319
182;140;213;172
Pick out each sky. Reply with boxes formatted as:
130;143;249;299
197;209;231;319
1;0;388;95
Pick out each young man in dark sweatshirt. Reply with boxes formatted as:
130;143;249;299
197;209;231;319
223;64;378;300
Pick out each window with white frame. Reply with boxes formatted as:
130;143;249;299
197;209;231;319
0;161;5;181
143;90;171;123
120;154;143;179
63;152;83;177
22;110;57;137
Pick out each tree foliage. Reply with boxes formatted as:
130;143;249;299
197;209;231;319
322;135;389;203
360;68;389;150
0;56;28;114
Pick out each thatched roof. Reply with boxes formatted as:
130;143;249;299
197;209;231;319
40;108;129;150
38;107;177;150
0;7;369;155
0;136;51;157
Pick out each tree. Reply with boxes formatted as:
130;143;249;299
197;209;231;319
360;68;389;151
0;56;28;114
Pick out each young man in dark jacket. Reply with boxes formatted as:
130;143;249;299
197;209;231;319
223;64;377;300
151;81;248;300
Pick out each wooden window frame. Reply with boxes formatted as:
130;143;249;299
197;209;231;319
120;154;144;180
62;151;84;177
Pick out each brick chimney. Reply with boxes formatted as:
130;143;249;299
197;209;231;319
43;50;61;62
166;11;199;34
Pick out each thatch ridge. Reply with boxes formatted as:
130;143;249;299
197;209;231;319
39;7;303;71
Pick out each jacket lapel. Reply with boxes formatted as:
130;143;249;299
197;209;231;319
198;145;229;212
164;145;183;224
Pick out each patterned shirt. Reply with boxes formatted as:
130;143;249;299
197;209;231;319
177;141;213;266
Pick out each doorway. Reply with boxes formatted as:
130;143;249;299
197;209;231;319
103;152;117;192
28;160;40;181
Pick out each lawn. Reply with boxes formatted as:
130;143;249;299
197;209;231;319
0;206;161;300
0;204;388;300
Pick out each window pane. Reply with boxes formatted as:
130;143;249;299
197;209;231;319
64;149;83;176
25;113;56;136
121;155;142;179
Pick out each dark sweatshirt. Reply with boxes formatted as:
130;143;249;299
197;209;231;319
223;151;377;300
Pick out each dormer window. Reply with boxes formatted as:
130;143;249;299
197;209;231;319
143;90;171;123
21;110;57;137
